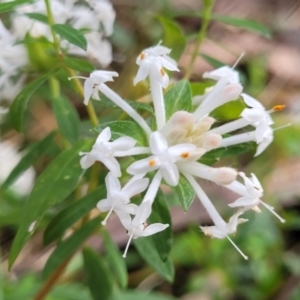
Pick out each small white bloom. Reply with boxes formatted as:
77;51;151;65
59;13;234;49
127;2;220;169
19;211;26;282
203;66;240;84
134;44;179;88
69;70;118;105
97;172;149;225
80;127;136;176
116;201;169;257
200;210;248;239
127;131;197;186
227;172;285;222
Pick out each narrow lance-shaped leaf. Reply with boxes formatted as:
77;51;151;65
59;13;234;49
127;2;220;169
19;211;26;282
164;80;192;120
44;185;106;245
0;0;34;14
83;247;115;300
10;68;58;132
2;131;56;190
9;139;93;268
148;192;173;262
24;12;48;24
157;16;186;61
94;120;148;147
171;175;195;211
134;237;174;283
52;95;80;144
52;24;87;51
102;230;128;289
43;218;101;279
64;56;95;73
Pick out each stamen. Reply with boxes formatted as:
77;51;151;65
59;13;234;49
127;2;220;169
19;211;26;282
259;201;286;223
181;152;189;158
226;235;248;260
272;105;285;111
273;123;292;131
160;68;166;76
101;200;119;226
232;52;245;69
140;52;145;59
148;159;156;167
123;233;134;258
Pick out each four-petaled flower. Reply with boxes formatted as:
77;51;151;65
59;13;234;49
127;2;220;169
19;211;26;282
80;127;136;177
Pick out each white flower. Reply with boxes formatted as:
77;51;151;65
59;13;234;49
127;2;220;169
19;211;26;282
127;131;197;186
226;172;285;222
200;210;248;239
79;127;136;176
200;211;249;260
134;44;179;87
203;66;240;84
97;172;149;225
116;201;169;257
69;70;118;105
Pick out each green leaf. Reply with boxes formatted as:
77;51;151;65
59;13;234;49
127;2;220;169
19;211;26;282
190;82;213;96
93;121;148;146
171;175;195;211
24;12;48;24
52;24;87;51
43;218;101;278
121;291;176;300
0;0;34;14
200;142;256;161
213;15;271;39
200;53;226;68
134;237;174;282
2;132;56;190
10;69;58;132
102;231;128;289
149;193;172;262
43;185;106;245
9;140;93;268
164;80;192;121
52;95;80;144
157;17;186;60
64;56;95;73
82;247;114;300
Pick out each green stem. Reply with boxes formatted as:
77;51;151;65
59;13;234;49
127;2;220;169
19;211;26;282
184;0;215;79
44;0;61;55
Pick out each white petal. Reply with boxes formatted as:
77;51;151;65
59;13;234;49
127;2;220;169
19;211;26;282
83;78;93;105
95;127;111;144
117;203;139;215
241;108;264;123
160;57;179;71
150;131;168;155
91;88;100;100
133;61;150;85
255;119;269;143
80;155;94;169
250;173;263;191
168;143;196;160
122;178;149;199
160;162;179;186
115;210;132;230
203;66;239;83
96;199;111;212
101;156;121;177
105;172;121;198
228;196;257;208
241;93;265;110
110;136;136;152
132;201;152;227
255;136;273;156
142;223;169;236
200;225;226;239
127;156;160;175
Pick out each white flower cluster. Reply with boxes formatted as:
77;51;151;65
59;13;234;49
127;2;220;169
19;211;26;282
76;45;285;259
0;0;115;108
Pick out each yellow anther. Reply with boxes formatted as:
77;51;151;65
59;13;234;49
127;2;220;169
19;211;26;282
181;152;189;158
140;52;145;59
149;160;156;167
272;105;285;111
160;68;166;76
